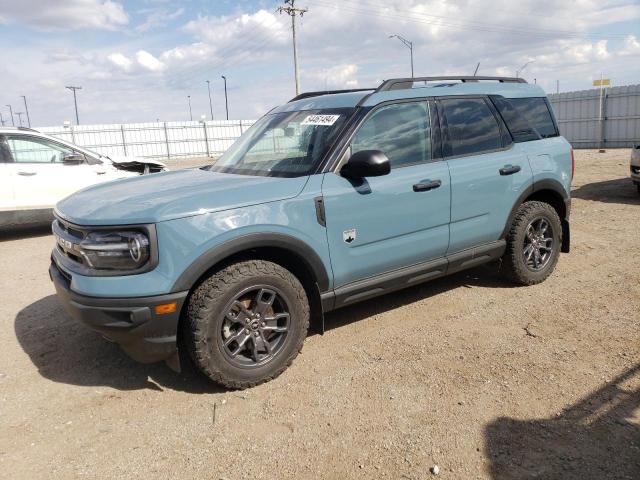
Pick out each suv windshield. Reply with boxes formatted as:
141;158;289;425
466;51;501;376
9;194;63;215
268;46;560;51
208;108;354;177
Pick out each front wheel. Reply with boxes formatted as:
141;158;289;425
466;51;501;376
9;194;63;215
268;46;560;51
183;260;309;389
501;201;562;285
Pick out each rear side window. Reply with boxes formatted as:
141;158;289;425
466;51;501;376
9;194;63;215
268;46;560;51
491;96;540;143
507;97;558;138
440;98;502;157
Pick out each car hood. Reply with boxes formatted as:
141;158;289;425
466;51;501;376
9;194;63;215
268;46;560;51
55;168;309;226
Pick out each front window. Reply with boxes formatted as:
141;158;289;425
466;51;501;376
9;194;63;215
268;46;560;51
5;135;75;163
209;108;354;177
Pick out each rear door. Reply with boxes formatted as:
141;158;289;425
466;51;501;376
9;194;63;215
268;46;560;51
439;96;533;253
322;100;451;289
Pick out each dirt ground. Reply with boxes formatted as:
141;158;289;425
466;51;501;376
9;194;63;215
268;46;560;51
1;149;638;480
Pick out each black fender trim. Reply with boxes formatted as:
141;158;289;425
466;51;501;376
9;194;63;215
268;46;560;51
500;179;571;252
171;232;331;293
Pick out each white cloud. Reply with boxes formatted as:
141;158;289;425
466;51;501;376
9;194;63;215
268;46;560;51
135;50;166;72
107;52;133;72
619;35;640;56
135;7;184;33
307;64;360;89
0;0;128;30
2;0;639;126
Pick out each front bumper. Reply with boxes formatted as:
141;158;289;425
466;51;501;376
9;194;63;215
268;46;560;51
49;260;188;364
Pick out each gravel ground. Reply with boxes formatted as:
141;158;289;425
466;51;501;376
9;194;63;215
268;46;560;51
0;149;638;479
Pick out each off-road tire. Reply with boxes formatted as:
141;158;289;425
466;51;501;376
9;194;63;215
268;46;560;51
501;201;562;286
184;260;309;389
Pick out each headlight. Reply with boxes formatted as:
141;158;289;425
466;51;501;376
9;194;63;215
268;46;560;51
78;231;150;270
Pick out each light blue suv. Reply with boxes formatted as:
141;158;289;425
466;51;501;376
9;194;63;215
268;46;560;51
50;76;573;388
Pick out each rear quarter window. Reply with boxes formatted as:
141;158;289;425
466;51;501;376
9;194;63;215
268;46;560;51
506;97;559;139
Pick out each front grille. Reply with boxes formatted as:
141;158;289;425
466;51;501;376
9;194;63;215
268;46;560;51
53;217;88;267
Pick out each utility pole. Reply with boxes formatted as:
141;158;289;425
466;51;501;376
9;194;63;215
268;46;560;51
6;105;14;126
65;86;82;125
187;95;193;121
389;34;414;77
221;75;229;120
15;112;24;127
278;0;307;95
206;80;214;120
20;95;31;127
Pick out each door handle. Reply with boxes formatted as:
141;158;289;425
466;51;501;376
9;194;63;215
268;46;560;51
499;165;521;176
18;171;37;176
413;179;442;192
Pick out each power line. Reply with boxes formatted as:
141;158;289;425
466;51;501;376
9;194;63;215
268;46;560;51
277;0;307;95
314;0;632;40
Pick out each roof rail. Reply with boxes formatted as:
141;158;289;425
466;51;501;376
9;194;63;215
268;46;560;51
16;126;39;133
289;88;375;102
377;76;527;92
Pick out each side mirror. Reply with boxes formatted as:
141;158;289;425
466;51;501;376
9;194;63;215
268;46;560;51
62;153;85;165
340;150;390;178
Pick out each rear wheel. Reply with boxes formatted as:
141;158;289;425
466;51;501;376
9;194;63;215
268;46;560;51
184;260;309;389
501;201;562;285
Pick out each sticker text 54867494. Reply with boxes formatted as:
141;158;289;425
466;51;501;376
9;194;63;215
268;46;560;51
301;114;341;126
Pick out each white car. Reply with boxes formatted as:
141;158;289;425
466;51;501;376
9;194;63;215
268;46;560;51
0;127;167;228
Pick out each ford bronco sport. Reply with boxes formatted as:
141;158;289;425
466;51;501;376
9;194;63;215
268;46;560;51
50;76;572;389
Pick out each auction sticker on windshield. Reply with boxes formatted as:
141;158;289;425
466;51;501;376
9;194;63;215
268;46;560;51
301;114;341;126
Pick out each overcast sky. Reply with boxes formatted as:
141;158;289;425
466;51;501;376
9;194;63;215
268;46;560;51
0;0;638;127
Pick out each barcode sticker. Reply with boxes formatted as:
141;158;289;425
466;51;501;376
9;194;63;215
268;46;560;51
301;114;341;126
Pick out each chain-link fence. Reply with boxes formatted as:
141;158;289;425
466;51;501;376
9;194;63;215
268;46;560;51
38;120;256;160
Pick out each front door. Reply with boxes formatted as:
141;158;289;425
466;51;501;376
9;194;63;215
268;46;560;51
4;134;104;209
322;100;451;289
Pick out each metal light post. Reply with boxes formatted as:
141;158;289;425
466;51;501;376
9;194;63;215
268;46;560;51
6;105;14;126
0;112;5;126
20;95;31;127
221;75;229;120
389;34;414;77
187;95;193;121
15;112;24;127
65;86;82;125
515;60;534;78
206;80;214;120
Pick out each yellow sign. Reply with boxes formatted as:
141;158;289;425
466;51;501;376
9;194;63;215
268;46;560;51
593;79;610;86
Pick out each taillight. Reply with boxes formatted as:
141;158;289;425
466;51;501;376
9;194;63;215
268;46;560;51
570;149;575;181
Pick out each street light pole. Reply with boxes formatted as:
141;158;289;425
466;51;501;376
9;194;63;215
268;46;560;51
187;95;193;121
20;95;31;127
389;34;414;77
15;112;24;127
65;86;82;125
221;75;229;120
515;60;534;79
0;112;5;126
6;105;14;126
206;80;214;121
